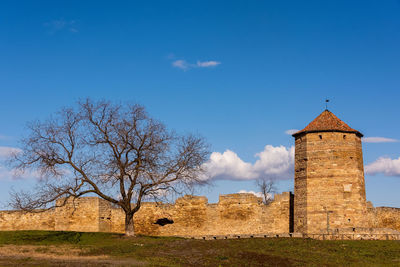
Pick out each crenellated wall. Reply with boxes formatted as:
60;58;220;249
0;193;293;236
110;192;293;235
0;194;398;237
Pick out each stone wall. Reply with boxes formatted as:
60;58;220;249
0;209;55;231
367;203;400;232
294;132;368;233
111;192;293;236
0;194;398;238
54;197;104;232
0;193;293;236
111;192;290;236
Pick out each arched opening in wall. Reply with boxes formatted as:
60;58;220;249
319;135;322;139
343;135;346;139
154;218;174;226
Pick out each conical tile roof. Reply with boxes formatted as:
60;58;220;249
292;110;363;137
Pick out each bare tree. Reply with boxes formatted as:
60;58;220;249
9;99;209;236
256;178;276;205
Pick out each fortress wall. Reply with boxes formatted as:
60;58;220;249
0;209;55;231
0;193;293;235
110;207;125;233
110;192;293;236
98;198;112;232
0;195;399;236
367;205;400;232
54;197;101;232
0;198;108;233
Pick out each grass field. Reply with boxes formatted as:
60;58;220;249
0;231;399;266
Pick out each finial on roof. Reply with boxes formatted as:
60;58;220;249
325;99;330;110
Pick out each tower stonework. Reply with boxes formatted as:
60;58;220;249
292;110;368;234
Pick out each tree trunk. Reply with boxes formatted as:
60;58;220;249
125;214;135;236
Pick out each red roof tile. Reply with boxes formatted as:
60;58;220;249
292;110;363;137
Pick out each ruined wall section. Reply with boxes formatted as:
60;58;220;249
0;209;55;231
0;193;293;236
294;132;368;233
110;193;293;236
367;203;400;232
1;194;399;236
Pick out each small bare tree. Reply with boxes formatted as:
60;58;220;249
9;99;209;236
256;177;276;204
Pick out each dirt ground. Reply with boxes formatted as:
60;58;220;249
0;245;145;266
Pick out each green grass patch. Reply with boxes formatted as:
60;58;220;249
0;231;399;266
0;230;120;245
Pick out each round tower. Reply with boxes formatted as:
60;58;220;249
292;110;367;234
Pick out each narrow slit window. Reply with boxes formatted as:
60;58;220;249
319;135;322;139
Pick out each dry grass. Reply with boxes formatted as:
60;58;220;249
0;231;399;266
0;245;145;266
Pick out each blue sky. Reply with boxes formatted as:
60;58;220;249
1;0;400;207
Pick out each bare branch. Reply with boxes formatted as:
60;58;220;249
256;177;277;205
8;98;210;236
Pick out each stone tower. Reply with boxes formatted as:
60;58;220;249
292;110;367;234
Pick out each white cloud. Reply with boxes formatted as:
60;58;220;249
365;157;400;176
0;164;41;181
196;61;221;67
0;146;21;159
172;60;190;70
237;190;264;198
44;19;78;34
362;137;398;143
202;145;294;181
0;146;40;180
172;59;221;70
253;145;295;177
285;129;299;135
203;150;257;180
0;165;14;180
